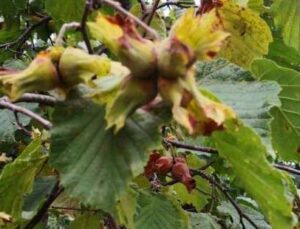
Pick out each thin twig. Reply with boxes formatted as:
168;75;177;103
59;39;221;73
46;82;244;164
81;0;94;54
161;179;179;186
163;139;218;154
10;93;56;106
274;164;300;176
50;206;100;212
55;22;81;46
0;100;53;129
101;0;159;40
157;1;195;9
144;0;160;26
24;182;63;229
138;0;147;12
164;139;300;176
0;16;52;50
195;187;218;202
192;170;259;229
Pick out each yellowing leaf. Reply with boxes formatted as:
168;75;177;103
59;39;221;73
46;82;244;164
0;139;47;225
213;120;297;229
271;0;300;52
218;1;272;67
172;176;211;212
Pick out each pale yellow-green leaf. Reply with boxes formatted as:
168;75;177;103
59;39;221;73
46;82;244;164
271;0;300;52
219;1;272;67
212;120;297;229
251;59;300;162
172;176;211;212
69;213;102;229
232;0;264;12
0;139;47;226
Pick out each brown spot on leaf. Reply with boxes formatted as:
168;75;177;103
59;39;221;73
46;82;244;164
181;90;193;107
202;119;223;135
207;51;217;58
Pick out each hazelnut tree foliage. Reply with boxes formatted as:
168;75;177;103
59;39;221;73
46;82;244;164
0;0;300;228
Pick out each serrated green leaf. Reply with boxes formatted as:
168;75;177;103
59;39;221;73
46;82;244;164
197;59;281;155
219;2;272;67
212;121;296;229
134;192;188;229
0;0;26;23
0;139;47;225
50;93;162;212
114;187;137;229
45;0;85;23
23;176;57;213
0;103;38;143
217;201;270;229
267;39;300;71
271;0;300;52
189;213;221;229
251;59;300;162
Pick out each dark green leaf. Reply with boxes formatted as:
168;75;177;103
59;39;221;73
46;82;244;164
267;39;300;71
134;192;188;229
217;201;270;229
197;59;281;154
251;59;300;161
50;93;162;212
23;176;57;213
271;0;300;51
45;0;85;23
0;103;38;143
